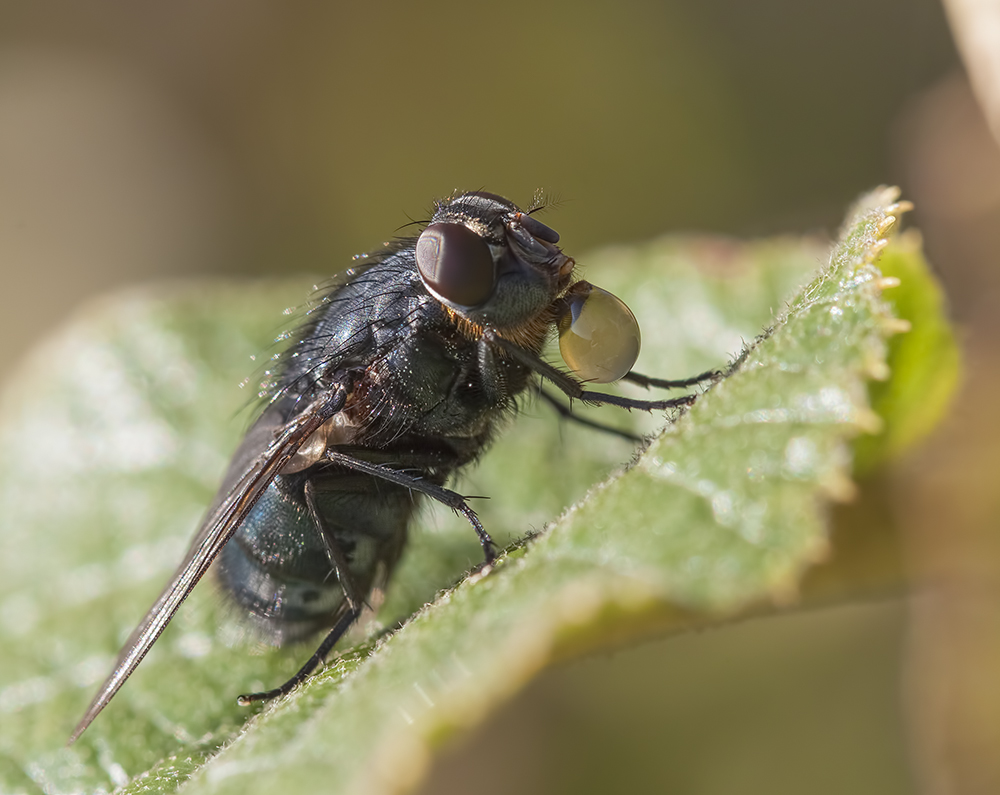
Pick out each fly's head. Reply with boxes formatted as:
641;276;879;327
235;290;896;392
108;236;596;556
416;191;572;330
415;191;642;384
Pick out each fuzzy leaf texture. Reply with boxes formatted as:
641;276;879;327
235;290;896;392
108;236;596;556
0;187;958;794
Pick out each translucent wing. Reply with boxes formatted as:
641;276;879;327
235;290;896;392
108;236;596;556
69;388;346;743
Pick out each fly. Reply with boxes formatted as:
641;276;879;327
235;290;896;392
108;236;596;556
70;191;719;741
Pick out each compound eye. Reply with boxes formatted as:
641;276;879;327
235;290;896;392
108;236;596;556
416;222;497;307
557;284;641;383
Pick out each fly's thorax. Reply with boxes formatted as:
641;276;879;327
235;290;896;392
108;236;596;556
345;308;520;446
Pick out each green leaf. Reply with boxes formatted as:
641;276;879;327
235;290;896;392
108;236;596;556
0;188;955;794
852;227;961;474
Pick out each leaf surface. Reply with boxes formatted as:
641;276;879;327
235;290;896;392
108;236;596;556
0;188;955;794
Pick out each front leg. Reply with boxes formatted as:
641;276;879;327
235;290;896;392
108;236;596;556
623;367;722;390
485;330;698;412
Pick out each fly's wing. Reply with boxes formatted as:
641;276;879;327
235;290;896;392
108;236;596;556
69;388;346;743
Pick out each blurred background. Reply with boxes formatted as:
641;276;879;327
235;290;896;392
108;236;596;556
1;1;998;792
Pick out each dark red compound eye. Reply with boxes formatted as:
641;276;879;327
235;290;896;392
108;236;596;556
416;222;497;307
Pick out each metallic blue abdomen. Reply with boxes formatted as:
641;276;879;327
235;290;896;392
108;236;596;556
217;471;413;643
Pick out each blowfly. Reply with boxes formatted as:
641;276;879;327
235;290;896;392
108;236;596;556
70;191;718;741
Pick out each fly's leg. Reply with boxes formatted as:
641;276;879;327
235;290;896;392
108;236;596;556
538;369;723;438
485;331;700;412
539;389;643;442
239;450;495;705
238;602;361;705
623;368;722;390
324;450;496;563
304;479;365;611
238;478;368;704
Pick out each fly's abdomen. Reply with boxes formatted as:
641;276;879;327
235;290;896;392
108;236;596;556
216;471;413;644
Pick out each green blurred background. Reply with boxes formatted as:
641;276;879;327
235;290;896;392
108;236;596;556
3;1;998;792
